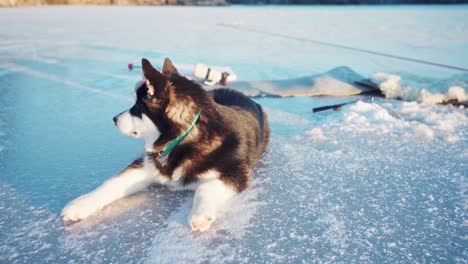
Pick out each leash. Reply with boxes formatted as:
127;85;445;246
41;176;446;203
312;100;358;113
312;98;403;120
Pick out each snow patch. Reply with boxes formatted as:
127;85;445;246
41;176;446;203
373;106;397;122
343;101;402;134
349;100;374;112
371;73;467;105
371;72;414;100
418;89;446;105
306;128;327;141
447;86;467;102
401;102;468;143
414;124;435;141
344;111;369;126
337;100;467;144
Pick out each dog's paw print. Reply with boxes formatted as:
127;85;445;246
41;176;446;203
61;194;100;223
189;213;216;232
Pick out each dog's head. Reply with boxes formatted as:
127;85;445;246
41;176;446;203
113;58;182;147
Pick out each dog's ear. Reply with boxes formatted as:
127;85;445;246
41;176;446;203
162;57;179;76
142;58;168;96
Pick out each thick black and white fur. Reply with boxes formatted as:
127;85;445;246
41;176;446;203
62;58;270;232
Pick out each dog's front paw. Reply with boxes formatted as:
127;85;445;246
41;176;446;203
189;212;216;232
62;194;101;223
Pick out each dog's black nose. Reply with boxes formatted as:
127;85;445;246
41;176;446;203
113;116;118;125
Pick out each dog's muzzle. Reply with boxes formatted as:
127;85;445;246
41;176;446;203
113;110;127;126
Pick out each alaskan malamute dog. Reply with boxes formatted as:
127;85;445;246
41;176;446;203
62;58;270;231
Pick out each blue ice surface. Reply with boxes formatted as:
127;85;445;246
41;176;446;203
0;5;467;264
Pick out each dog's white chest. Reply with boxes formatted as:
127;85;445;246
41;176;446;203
143;156;196;190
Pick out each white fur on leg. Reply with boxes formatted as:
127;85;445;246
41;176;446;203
188;178;237;232
62;166;156;222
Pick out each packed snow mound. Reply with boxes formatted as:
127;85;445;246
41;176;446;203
370;72;415;99
371;72;468;105
447;86;467;102
329;100;468;143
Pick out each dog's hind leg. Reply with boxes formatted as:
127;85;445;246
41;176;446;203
62;158;156;223
188;177;237;232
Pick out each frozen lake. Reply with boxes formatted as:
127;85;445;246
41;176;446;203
0;5;467;263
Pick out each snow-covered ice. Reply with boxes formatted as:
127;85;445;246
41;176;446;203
0;5;467;263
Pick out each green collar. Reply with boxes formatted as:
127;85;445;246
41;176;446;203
160;111;201;156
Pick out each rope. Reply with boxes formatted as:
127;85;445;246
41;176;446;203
217;23;468;73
